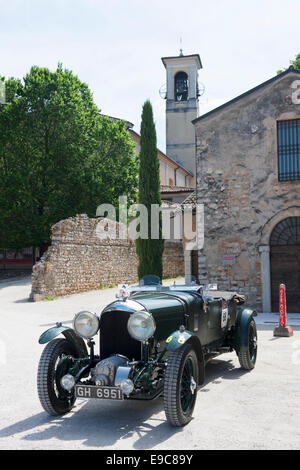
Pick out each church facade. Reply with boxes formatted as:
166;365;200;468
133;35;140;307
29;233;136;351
193;67;300;313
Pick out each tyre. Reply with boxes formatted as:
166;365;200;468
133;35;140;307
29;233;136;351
37;338;78;416
163;344;199;427
238;319;257;370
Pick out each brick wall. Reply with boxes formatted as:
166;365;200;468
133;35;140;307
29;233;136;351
30;215;184;301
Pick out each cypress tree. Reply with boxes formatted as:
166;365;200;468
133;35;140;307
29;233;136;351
136;100;164;279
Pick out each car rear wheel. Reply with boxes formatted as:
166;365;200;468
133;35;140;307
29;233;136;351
238;320;257;370
163;344;198;427
37;338;77;416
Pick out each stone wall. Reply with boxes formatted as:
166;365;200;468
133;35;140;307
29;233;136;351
194;70;300;310
30;215;184;301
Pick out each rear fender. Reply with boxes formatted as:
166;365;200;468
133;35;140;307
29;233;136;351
234;308;258;353
39;324;88;357
165;330;205;385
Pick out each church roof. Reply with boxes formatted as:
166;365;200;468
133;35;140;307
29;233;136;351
181;191;197;209
160;185;194;194
100;114;134;130
161;54;202;69
129;128;194;176
192;66;300;125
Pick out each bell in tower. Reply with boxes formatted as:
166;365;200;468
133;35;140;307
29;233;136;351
161;52;203;184
174;71;189;102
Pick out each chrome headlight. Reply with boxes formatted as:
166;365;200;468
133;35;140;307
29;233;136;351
73;311;99;339
127;311;156;342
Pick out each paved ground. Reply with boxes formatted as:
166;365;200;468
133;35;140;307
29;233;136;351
0;275;299;450
0;269;31;281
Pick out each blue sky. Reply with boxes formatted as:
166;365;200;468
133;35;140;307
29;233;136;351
1;0;300;150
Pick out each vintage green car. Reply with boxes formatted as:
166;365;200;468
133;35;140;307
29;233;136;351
37;277;258;427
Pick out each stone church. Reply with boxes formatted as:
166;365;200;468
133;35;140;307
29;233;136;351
193;66;300;313
160;51;300;313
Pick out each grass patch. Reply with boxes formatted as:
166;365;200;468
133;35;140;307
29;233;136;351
42;296;57;301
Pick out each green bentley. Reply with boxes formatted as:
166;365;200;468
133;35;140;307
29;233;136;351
37;277;258;427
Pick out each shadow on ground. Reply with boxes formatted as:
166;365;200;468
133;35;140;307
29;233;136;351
14;298;31;303
257;324;300;332
0;273;31;284
0;356;248;449
0;399;174;449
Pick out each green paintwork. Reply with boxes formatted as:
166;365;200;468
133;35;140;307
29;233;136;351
163;328;205;386
234;308;256;352
39;325;88;357
126;291;202;341
39;325;70;344
36;287;259;406
165;329;195;351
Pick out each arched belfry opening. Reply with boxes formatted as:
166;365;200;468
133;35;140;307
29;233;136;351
174;71;188;102
161;53;202;179
270;217;300;312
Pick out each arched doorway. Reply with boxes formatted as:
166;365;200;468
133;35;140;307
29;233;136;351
270;217;300;313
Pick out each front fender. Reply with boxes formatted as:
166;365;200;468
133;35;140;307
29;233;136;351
39;324;88;357
165;329;194;351
165;329;205;385
234;308;258;353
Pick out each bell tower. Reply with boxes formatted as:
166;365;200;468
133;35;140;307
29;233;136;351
161;52;202;183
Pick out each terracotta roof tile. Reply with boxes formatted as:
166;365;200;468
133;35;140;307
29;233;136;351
181;191;197;209
160;185;195;193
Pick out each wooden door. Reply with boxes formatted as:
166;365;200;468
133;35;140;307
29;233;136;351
270;245;300;313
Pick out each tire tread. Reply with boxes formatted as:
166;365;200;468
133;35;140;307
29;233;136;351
37;338;73;416
163;344;198;427
237;320;257;370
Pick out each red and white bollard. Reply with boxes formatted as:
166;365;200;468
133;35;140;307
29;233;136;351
273;284;293;337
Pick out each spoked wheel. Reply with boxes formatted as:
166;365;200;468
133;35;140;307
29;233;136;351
164;344;198;427
238;319;258;370
37;338;77;416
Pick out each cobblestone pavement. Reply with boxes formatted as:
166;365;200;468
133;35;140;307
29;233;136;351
0;276;299;450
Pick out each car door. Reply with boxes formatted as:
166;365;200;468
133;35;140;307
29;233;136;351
206;297;224;343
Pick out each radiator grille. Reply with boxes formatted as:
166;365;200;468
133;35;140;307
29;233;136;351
99;310;141;360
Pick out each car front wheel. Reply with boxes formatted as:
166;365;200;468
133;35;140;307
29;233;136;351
163;344;198;427
37;338;77;416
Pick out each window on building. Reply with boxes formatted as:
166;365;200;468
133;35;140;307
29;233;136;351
174;72;188;102
277;119;300;181
270;217;300;246
169;178;174;186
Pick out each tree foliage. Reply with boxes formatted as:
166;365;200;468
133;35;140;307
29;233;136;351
277;52;300;74
0;64;137;249
136;100;164;280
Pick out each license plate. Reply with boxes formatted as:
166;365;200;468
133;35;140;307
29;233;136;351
75;385;123;400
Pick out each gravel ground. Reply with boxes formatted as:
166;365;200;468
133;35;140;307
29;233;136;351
0;275;299;450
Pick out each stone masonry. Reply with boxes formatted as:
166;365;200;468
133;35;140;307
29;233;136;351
30;215;184;301
194;69;300;311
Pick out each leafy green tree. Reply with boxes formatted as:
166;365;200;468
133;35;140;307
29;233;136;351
136;100;164;280
0;64;137;251
277;53;300;74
